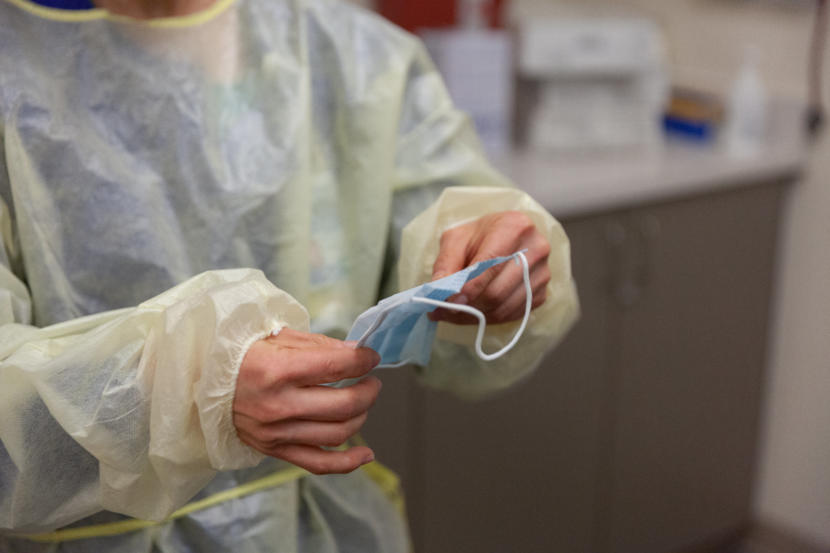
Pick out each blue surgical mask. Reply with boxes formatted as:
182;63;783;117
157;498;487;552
347;250;532;368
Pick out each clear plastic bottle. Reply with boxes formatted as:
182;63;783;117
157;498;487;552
724;45;767;158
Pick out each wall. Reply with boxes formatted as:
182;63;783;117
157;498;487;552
759;115;830;548
507;0;830;546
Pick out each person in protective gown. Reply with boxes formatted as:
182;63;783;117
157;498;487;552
0;0;580;551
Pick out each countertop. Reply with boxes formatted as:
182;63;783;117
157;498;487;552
491;103;809;219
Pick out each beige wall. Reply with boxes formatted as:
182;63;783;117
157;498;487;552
510;0;812;99
760;126;830;548
758;113;830;547
508;0;830;546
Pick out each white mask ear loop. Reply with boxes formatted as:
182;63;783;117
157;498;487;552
412;251;532;361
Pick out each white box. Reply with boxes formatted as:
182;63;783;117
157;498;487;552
421;29;514;154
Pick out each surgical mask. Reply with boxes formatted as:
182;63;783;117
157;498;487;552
346;250;532;368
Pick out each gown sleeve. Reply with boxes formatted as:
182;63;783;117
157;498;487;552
388;40;580;399
0;192;309;532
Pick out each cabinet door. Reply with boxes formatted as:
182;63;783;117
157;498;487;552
600;183;785;553
416;216;614;553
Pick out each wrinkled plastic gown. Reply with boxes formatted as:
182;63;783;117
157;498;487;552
0;0;579;551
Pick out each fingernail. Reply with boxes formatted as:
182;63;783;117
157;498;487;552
454;294;468;305
363;452;375;465
344;340;359;348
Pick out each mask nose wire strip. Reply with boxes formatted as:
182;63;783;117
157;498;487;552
411;251;532;361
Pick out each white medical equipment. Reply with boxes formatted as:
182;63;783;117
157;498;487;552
518;17;668;152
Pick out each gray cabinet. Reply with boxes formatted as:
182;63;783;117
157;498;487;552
362;180;788;553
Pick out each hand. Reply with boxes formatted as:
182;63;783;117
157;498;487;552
233;328;382;474
430;211;550;325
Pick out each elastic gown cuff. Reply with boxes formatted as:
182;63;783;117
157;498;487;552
188;272;311;471
203;325;285;470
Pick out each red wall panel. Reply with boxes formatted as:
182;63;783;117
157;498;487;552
376;0;506;32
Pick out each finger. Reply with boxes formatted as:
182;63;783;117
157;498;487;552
462;213;550;302
467;261;523;313
488;277;549;324
258;412;369;448
281;346;380;386
471;257;549;314
286;376;382;422
466;231;549;304
457;235;524;304
432;227;472;280
267;444;376;475
429;249;521;325
486;267;549;324
435;264;549;326
432;257;540;324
